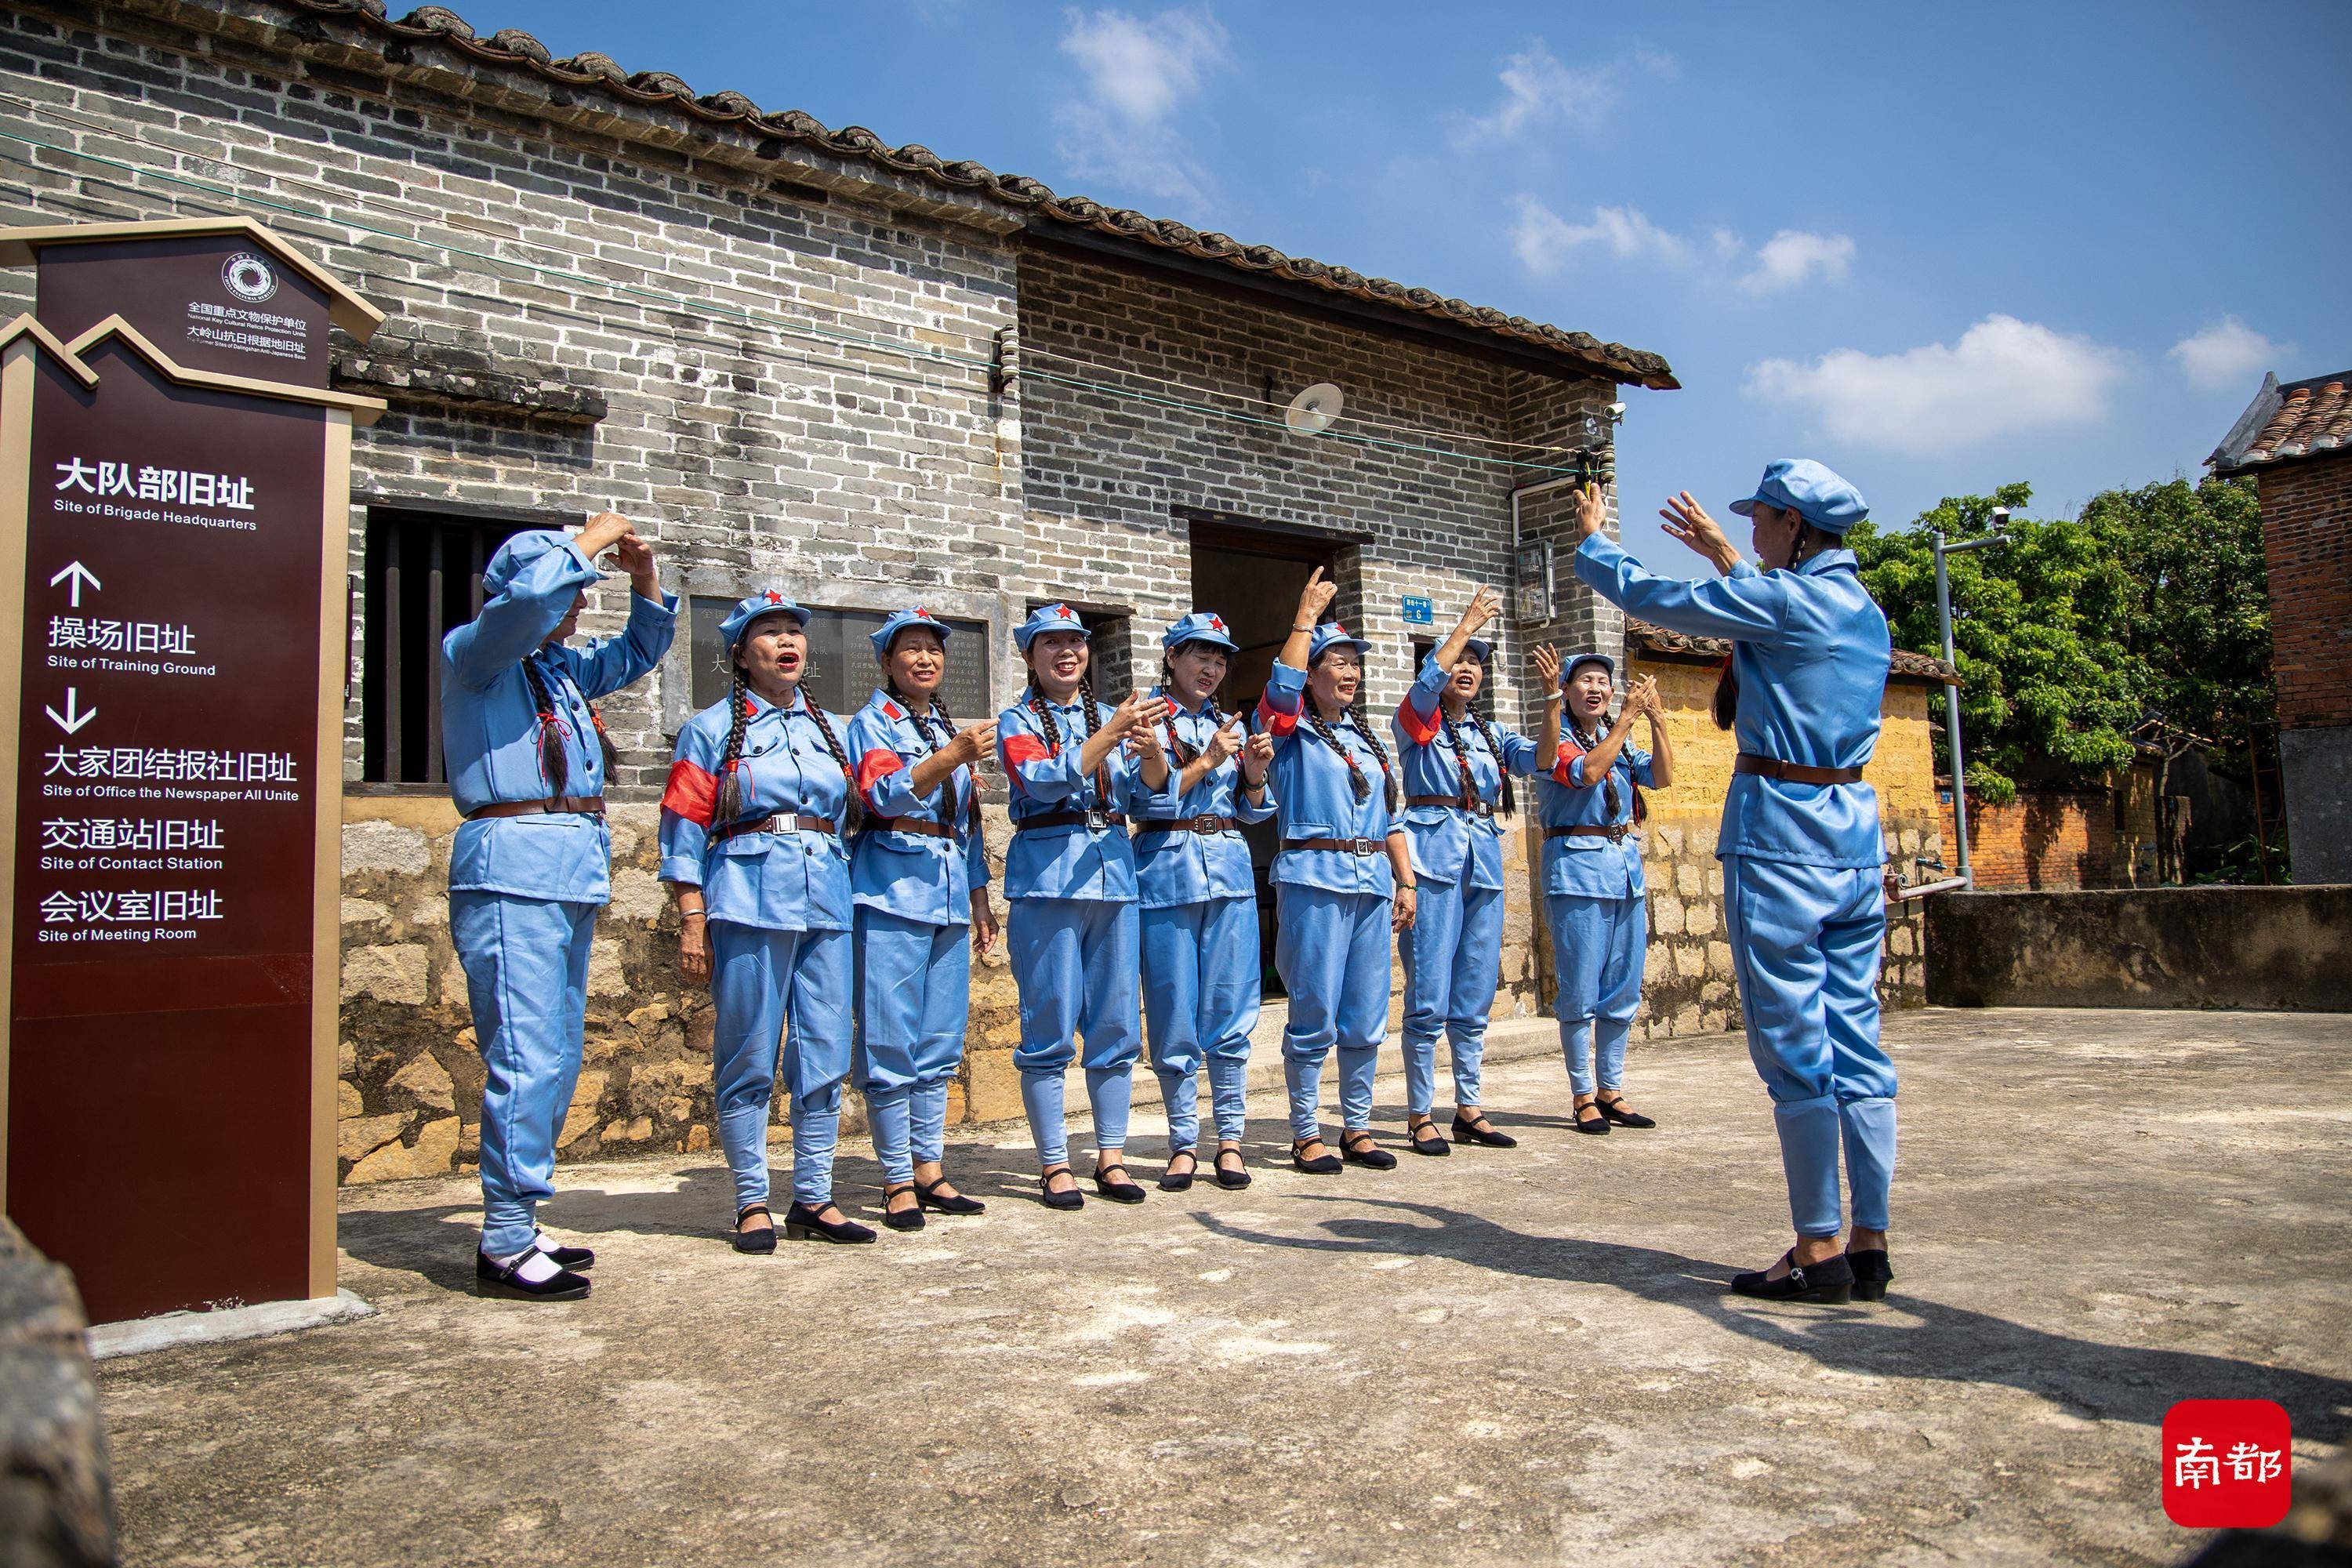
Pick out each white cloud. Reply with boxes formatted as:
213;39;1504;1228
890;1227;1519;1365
1744;314;2132;454
1739;230;1856;296
1054;6;1229;207
2168;316;2295;392
1510;197;1692;276
1451;39;1673;148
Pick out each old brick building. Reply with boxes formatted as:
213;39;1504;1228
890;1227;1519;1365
0;0;1947;1182
2209;372;2351;884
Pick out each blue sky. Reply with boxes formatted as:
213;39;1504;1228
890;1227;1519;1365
475;1;2347;572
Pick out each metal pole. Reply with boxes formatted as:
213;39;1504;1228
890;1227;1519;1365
1935;534;1971;883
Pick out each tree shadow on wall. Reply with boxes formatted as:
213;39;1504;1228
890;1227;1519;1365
1193;1194;2352;1441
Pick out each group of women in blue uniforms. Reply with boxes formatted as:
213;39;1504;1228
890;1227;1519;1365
446;456;1899;1310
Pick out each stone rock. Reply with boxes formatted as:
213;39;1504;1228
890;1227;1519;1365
338;1112;411;1164
657;1096;693;1123
1706;940;1733;975
601;1116;654;1144
437;960;470;1010
558;1071;609;1149
342;819;431;876
684;1125;710;1152
342;944;430;1005
626;1001;673;1031
1650;895;1686;936
1672;944;1706;978
339;897;390;927
336;1080;363;1118
0;1220;117;1568
390;1051;456;1112
337;1037;356;1076
1675;862;1704;897
405;897;447;928
586;939;628;997
346;1116;458;1182
609;868;666;921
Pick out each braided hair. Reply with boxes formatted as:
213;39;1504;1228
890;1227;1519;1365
1158;649;1224;766
1442;703;1519;819
1026;672;1105;804
1566;712;1623;821
713;667;754;826
522;655;617;797
887;677;985;837
801;701;866;833
1304;697;1398;813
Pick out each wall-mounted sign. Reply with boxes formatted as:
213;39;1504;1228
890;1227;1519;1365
0;218;385;1325
1399;594;1432;626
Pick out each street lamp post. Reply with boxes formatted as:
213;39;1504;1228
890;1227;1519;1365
1933;508;2008;884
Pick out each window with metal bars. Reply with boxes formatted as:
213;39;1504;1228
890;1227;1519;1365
358;504;571;785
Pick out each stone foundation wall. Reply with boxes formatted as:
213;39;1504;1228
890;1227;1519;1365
336;793;1542;1185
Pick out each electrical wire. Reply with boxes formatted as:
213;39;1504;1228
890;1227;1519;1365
0;113;1600;477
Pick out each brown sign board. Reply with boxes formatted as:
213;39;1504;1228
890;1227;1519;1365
0;223;383;1324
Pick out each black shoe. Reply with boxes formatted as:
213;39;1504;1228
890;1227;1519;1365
1406;1120;1451;1157
1290;1138;1342;1175
914;1179;985;1215
1213;1146;1253;1189
1093;1163;1149;1203
1040;1168;1086;1210
784;1201;877;1244
1449;1112;1517;1149
1158;1150;1199;1192
1595;1094;1656;1129
1730;1250;1855;1304
1846;1248;1893;1302
1340;1131;1397;1171
476;1250;591;1301
731;1204;778;1254
1573;1102;1612;1136
881;1184;926;1233
532;1230;596;1271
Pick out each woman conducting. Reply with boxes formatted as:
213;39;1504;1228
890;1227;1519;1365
660;592;874;1250
444;516;673;1301
1136;612;1277;1191
997;604;1171;1210
1258;568;1414;1174
847;608;998;1233
1390;586;1540;1155
1571;460;1896;1305
1535;649;1671;1134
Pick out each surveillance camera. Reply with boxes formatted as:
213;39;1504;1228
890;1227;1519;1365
1989;506;2011;526
1606;402;1627;419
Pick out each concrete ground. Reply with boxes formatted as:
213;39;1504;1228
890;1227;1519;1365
97;1008;2351;1566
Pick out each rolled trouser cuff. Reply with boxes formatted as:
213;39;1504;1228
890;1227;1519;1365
1773;1093;1844;1237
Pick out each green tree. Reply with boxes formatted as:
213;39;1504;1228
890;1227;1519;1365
1847;484;2140;804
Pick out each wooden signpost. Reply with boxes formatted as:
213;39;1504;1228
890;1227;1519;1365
0;219;384;1324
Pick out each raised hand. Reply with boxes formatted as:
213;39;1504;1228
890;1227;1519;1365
1659;492;1737;572
1573;481;1608;541
1457;584;1502;636
1112;691;1173;736
1531;642;1562;691
575;510;636;564
1127;721;1165;765
1204;713;1245;767
949;720;997;766
1243;730;1275;783
610;530;658;594
1296;564;1339;626
1627;673;1661;717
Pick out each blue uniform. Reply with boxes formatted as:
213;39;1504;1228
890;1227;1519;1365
848;688;992;1185
1537;709;1656;1097
1136;691;1274;1152
1257;659;1404;1141
441;532;675;1261
659;686;857;1211
999;691;1150;1167
1576;531;1896;1236
1392;654;1537;1116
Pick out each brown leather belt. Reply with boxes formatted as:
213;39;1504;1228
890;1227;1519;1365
1014;810;1129;833
869;816;956;840
1406;794;1493;818
1546;823;1636;842
1288;837;1386;855
466;794;606;820
1735;753;1864;785
715;814;838;841
1134;815;1237;835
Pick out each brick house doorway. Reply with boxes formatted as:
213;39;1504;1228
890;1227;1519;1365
1182;510;1368;996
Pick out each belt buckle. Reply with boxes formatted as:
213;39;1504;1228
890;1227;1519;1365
1351;836;1374;855
1471;801;1492;818
1085;809;1110;833
1192;814;1220;834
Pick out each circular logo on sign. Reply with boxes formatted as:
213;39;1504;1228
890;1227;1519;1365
221;252;278;303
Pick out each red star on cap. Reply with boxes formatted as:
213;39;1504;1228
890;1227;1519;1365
1208;615;1226;633
1331;622;1348;636
913;606;931;619
762;590;784;604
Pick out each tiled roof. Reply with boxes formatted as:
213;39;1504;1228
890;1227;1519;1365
2209;372;2352;475
229;1;1678;390
1627;616;1958;685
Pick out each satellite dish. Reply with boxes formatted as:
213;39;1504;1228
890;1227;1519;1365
1283;381;1345;435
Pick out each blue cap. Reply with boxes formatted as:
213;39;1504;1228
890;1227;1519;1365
1306;621;1373;664
1727;458;1869;535
1016;601;1091;652
1462;637;1494;663
481;529;578;599
1559;650;1616;686
869;606;952;659
717;590;811;652
1162;611;1238;653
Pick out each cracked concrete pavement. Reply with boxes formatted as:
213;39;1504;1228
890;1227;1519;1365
95;1007;2352;1566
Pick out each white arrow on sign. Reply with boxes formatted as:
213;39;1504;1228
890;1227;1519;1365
48;561;100;608
45;688;95;735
